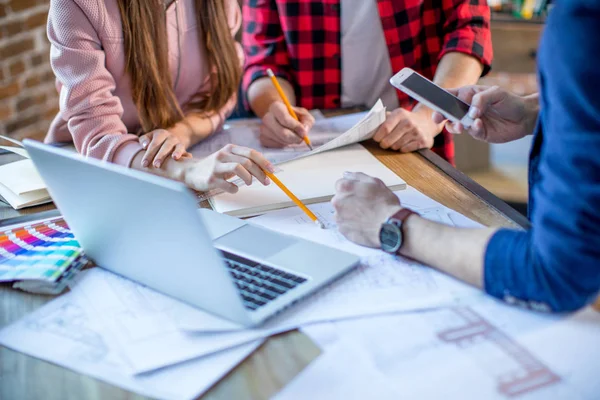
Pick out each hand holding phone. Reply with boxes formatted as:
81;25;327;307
389;68;474;131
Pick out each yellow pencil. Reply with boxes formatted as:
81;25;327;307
266;69;313;150
264;170;324;229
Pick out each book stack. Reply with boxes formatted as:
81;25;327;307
0;136;52;209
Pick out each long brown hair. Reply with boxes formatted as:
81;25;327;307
116;0;241;133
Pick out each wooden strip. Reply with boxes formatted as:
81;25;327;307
417;148;531;229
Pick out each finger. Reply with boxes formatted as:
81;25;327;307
217;153;269;186
215;162;254;186
380;122;413;149
263;113;301;145
335;178;356;193
153;138;179;168
259;123;290;148
141;131;169;168
139;132;153;150
468;119;487;140
445;121;463;134
296;107;316;131
229;145;275;174
212;177;239;194
171;143;187;160
399;140;424;153
390;129;419;151
373;109;409;143
342;171;375;183
469;86;505;119
432;111;447;125
272;103;306;137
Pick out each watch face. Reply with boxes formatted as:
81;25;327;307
380;223;402;253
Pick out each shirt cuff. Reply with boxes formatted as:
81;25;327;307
112;141;144;167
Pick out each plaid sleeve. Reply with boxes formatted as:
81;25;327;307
241;0;294;109
438;0;493;76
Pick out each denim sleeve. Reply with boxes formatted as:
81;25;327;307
483;0;600;312
484;229;600;312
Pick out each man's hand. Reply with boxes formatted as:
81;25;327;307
372;107;443;152
259;101;315;148
432;85;539;143
331;172;401;248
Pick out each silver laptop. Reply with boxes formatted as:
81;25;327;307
24;140;359;327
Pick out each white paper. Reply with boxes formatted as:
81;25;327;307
209;143;406;217
0;159;46;195
68;268;274;374
272;341;401;400
302;297;600;400
189;101;385;165
0;285;263;400
0;145;29;158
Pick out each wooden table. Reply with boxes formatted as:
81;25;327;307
0;141;558;400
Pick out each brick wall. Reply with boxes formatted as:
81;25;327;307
0;0;58;142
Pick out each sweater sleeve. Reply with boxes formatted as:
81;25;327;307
47;0;142;166
483;0;600;312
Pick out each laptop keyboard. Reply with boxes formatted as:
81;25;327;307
221;251;308;311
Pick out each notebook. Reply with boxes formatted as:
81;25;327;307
209;143;406;217
0;144;52;210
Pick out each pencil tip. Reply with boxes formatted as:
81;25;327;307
267;69;275;77
307;143;314;151
315;220;325;229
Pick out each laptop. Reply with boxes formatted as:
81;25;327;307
24;140;359;327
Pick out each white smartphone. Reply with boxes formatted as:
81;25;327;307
389;68;474;130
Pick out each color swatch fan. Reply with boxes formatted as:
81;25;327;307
0;218;90;294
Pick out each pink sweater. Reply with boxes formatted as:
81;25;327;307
45;0;243;166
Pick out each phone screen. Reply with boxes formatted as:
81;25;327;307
402;74;470;120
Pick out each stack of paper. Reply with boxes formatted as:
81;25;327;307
0;139;51;209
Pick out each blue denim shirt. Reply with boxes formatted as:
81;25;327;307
483;0;600;312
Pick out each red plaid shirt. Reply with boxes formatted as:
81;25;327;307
242;0;493;163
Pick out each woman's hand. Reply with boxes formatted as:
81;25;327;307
139;127;191;169
183;144;274;193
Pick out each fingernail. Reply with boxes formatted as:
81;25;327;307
265;177;271;185
154;160;161;168
266;163;275;173
468;106;479;119
142;159;149;168
343;171;352;178
141;141;148;149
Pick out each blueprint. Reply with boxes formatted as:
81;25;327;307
0;279;263;400
302;297;600;400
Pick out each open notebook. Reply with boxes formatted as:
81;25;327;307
209;143;406;217
0;139;52;210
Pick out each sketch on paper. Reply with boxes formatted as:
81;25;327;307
25;303;109;362
436;307;561;397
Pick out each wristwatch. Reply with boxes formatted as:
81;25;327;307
379;208;418;254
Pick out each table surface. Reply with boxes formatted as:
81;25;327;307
0;137;562;400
